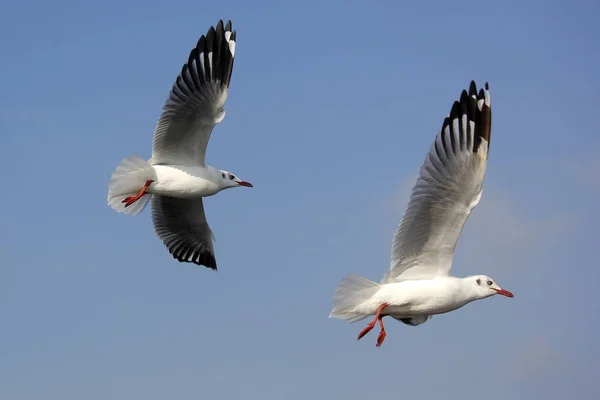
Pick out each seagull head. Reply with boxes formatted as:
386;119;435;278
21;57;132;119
218;170;253;189
473;275;514;299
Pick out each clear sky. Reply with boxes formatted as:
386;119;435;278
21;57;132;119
1;1;599;399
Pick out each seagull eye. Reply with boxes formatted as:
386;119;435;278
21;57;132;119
229;174;234;180
487;280;493;286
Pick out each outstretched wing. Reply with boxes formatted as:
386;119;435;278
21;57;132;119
151;195;217;270
150;20;236;167
382;81;492;283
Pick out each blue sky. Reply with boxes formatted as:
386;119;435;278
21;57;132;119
1;0;599;399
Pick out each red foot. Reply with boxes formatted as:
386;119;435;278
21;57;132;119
357;302;389;347
357;320;376;340
376;316;387;347
122;180;154;208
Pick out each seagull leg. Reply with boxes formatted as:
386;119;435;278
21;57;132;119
376;315;387;347
357;302;389;341
122;180;154;208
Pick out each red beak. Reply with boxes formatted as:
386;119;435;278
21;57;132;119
238;181;253;187
493;288;514;298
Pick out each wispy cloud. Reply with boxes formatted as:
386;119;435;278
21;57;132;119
566;149;600;191
510;336;560;381
458;190;574;276
502;337;600;400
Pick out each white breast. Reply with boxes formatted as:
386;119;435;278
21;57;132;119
370;278;473;317
150;165;221;198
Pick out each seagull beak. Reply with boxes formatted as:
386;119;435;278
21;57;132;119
493;288;514;298
237;181;253;187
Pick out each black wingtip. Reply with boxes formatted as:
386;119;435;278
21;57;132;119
173;249;218;271
437;80;492;158
206;26;215;47
225;20;232;31
469;81;477;97
198;253;218;270
449;100;461;119
215;20;225;39
459;90;468;114
196;35;206;52
166;20;236;109
474;82;492;153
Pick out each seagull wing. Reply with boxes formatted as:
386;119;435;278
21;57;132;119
150;20;236;167
151;195;217;270
382;81;492;283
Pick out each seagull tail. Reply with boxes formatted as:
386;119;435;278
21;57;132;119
328;274;381;323
107;154;156;215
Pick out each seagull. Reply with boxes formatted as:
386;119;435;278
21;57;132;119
329;81;513;347
107;20;253;270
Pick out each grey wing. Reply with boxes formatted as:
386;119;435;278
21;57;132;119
151;195;217;270
150;20;236;167
382;81;492;284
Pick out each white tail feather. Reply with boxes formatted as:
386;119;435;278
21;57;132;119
107;154;156;215
329;274;381;323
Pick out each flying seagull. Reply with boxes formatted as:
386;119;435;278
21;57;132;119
329;81;513;347
107;20;253;270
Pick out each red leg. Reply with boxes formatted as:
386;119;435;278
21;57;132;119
122;180;154;208
357;320;376;341
357;302;389;341
376;315;387;347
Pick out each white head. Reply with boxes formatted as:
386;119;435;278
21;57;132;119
471;275;514;300
218;170;253;190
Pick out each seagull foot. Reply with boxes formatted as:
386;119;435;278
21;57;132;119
357;321;375;340
376;326;387;347
122;180;154;208
376;314;387;347
357;302;389;343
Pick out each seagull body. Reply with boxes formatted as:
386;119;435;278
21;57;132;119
107;20;252;270
150;165;237;198
345;277;492;318
329;81;513;347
